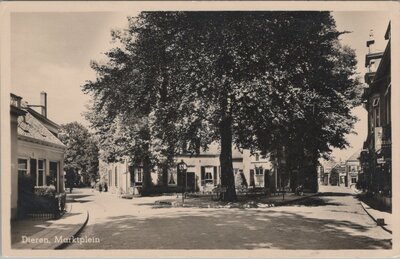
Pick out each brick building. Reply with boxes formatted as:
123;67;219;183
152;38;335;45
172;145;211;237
359;22;391;207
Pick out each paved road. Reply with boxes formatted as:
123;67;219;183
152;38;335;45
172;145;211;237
66;186;391;249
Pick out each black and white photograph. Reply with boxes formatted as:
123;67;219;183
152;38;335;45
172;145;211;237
1;1;398;257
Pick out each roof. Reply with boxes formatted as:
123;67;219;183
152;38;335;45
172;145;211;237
347;150;361;162
18;110;65;149
27;107;60;135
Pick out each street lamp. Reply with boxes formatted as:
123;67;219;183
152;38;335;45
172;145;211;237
178;160;187;204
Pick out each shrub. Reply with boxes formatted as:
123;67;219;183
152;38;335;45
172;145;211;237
18;174;35;194
34;186;57;198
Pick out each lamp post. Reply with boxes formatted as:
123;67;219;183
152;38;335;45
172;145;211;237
178;160;187;204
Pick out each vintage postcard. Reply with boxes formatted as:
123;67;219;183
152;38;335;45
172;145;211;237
1;1;399;258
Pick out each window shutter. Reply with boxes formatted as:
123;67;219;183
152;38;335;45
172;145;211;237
250;169;255;187
201;166;205;186
213;166;218;186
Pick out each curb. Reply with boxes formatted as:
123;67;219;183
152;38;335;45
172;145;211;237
359;201;392;234
55;209;90;249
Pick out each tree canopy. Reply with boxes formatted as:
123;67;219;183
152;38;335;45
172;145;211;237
59;122;100;184
83;11;362;200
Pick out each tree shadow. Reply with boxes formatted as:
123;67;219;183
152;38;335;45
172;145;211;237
69;208;391;250
286;197;343;207
318;192;354;197
67;194;94;200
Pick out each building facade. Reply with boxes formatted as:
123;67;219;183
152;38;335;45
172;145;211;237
360;22;391;202
345;151;361;189
10;92;66;218
99;143;277;196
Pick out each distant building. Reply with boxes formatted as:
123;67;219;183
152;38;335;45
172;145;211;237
99;143;277;196
359;22;391;204
345;151;361;189
329;162;346;187
10;92;66;218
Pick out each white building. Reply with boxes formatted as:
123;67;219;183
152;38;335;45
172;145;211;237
100;143;276;196
10;92;65;218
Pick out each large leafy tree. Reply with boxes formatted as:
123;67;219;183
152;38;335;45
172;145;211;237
59;122;100;185
84;11;361;201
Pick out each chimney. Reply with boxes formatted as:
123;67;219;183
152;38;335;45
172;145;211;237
40;91;47;117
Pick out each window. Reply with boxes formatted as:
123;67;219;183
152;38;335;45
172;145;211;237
168;168;177;186
135;168;143;183
205;172;213;183
18;159;28;175
373;97;380;128
49;162;58;190
37;160;45;186
201;166;215;186
255;168;264;175
351;177;357;184
255;167;264;187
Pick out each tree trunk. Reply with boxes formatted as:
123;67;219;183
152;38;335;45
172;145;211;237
141;155;152;196
219;116;237;202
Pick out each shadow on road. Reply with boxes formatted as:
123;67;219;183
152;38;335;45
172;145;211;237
287;197;343;207
70;208;391;250
318;192;354;197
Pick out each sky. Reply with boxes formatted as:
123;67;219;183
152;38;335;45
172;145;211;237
10;11;391;162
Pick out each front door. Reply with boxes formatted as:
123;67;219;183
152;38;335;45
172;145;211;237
178;172;196;192
186;172;195;192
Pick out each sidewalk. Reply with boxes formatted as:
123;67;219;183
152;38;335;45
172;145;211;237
154;192;317;209
12;202;89;250
360;200;392;234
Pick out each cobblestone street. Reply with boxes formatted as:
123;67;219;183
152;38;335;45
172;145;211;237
66;186;391;250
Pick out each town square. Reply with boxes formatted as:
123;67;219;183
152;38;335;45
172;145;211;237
2;2;396;255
